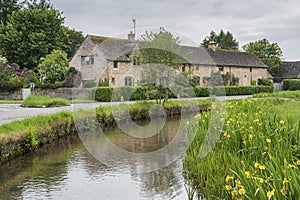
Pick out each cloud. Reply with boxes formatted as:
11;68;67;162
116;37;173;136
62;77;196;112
52;0;300;60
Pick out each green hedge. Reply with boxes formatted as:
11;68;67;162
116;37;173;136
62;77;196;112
283;79;300;91
91;86;273;102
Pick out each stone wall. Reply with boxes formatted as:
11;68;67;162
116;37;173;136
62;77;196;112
0;88;91;100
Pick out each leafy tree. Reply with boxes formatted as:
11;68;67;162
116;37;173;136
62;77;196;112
242;38;283;75
0;6;65;69
0;0;22;25
138;30;182;105
62;27;84;59
38;50;68;84
201;30;239;50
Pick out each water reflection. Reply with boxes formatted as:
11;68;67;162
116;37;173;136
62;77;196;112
0;117;191;199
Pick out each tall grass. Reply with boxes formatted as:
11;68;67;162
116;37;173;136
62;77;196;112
21;95;70;107
184;99;300;199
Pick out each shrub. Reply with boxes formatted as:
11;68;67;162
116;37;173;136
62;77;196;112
64;67;82;88
283;79;300;91
98;78;109;87
0;63;31;92
258;78;273;86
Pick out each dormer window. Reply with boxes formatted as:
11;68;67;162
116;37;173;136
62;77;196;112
81;56;94;66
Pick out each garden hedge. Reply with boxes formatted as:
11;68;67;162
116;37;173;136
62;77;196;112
283;79;300;91
91;86;273;102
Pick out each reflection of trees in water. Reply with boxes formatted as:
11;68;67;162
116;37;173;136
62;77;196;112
134;161;183;199
0;136;82;199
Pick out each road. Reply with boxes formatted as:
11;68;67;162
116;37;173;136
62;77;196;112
0;95;251;126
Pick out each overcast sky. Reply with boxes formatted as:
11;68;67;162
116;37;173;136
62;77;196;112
52;0;300;61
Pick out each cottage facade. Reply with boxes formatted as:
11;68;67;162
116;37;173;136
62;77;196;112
69;33;269;87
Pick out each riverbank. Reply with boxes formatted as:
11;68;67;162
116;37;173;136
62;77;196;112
184;98;300;199
0;99;210;164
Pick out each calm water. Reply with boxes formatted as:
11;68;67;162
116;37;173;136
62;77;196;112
0;117;194;200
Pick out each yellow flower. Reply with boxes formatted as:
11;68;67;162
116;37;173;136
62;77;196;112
245;171;250;178
186;121;190;125
225;185;231;191
249;126;253;130
226;175;234;183
281;187;287;195
254;162;260;168
259;165;266;170
236;180;242;188
231;190;238;197
282;178;290;185
259;179;264;184
253;119;259;123
248;134;253;141
296;160;300;166
266;138;271;144
288;164;296;169
239;188;246;195
280;120;285;125
267;190;275;198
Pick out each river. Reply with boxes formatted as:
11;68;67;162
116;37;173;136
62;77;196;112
0;117;195;200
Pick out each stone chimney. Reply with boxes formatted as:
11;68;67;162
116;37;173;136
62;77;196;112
208;41;217;51
128;31;135;42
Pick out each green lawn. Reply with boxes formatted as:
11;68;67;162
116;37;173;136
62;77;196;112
275;100;300;120
21;95;70;107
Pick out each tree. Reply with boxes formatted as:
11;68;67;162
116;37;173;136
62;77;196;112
242;38;283;75
201;30;239;50
138;30;182;105
0;6;65;69
62;27;84;59
0;0;22;25
38;50;68;84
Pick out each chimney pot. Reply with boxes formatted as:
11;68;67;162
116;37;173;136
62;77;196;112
208;41;217;51
128;31;135;42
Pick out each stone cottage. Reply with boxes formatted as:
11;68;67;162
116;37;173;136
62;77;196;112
69;33;268;87
275;61;300;82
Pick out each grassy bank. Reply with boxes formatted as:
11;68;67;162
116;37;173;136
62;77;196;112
21;95;70;107
253;90;300;99
0;99;210;164
184;99;300;199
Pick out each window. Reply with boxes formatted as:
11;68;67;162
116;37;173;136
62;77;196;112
250;67;252;72
125;76;133;86
182;64;186;72
113;61;118;69
195;65;200;71
188;64;192;71
81;56;94;66
218;66;224;72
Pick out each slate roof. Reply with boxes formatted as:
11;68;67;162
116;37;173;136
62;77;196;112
86;34;267;68
206;49;267;68
276;61;300;79
90;35;137;62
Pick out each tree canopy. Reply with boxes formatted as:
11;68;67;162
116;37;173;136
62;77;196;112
138;30;182;104
201;30;239;50
0;0;22;25
0;0;84;69
242;38;283;75
38;49;68;84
